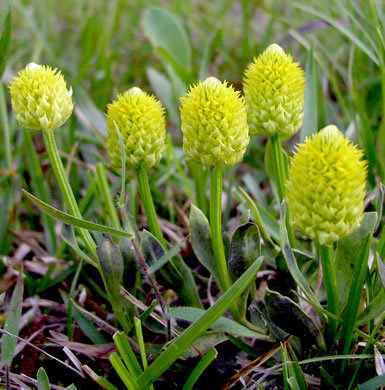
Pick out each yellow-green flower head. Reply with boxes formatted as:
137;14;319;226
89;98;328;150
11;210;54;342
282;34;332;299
243;44;305;140
286;125;367;246
180;77;249;168
107;87;166;170
10;63;74;131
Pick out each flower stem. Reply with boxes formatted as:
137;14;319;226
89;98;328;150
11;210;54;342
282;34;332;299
42;129;97;260
270;134;286;203
136;166;166;248
210;166;232;293
189;161;208;217
24;130;57;253
43;129;132;333
319;244;338;345
270;134;295;247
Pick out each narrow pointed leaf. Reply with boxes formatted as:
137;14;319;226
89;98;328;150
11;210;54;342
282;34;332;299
335;212;377;309
2;271;24;365
23;189;132;238
136;256;264;388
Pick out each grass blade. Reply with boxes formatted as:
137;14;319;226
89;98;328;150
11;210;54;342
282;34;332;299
340;232;372;374
2;271;24;366
182;347;217;390
292;2;379;65
0;10;11;77
300;44;318;142
136;256;264;388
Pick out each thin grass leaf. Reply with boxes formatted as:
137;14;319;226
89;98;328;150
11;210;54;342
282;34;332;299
83;365;119;390
61;293;106;345
2;271;24;366
67;258;84;341
280;201;322;312
377;252;385;289
287;344;308;390
110;352;138;390
94;163;121;230
136;256;264;388
335;212;377;310
281;343;290;390
287;377;301;390
351;83;376;186
182;347;217;390
23;189;132;238
147;236;187;273
300;44;318;142
167;306;267;339
0;11;11;78
292;2;379;65
113;332;143;378
376;184;384;232
320;366;339;389
340;232;372;374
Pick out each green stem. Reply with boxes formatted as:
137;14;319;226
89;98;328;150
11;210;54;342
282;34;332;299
189;161;208;216
270;134;295;247
319;244;338;345
43;130;132;332
210;166;231;293
270;134;286;203
136;166;166;248
42;129;97;259
24;130;56;253
95;163;121;230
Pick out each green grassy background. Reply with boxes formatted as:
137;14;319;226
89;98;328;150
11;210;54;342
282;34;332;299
1;0;385;388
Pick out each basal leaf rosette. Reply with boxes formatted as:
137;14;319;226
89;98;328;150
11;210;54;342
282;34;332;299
286;125;367;246
10;63;74;131
180;77;249;168
107;87;166;170
243;44;305;140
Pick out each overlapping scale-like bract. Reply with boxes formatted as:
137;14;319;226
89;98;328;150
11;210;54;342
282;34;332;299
286;125;367;246
107;87;166;170
10;63;74;131
180;77;249;168
243;44;305;140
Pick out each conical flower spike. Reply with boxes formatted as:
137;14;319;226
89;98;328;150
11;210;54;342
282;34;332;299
10;63;74;131
107;87;166;170
243;44;305;140
287;125;367;246
180;77;249;168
